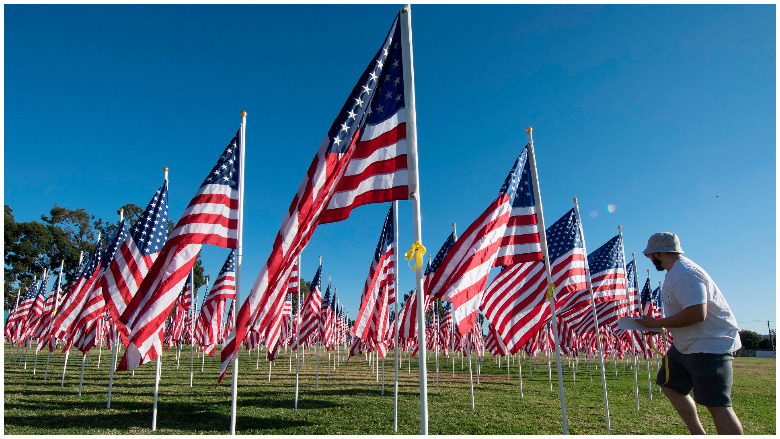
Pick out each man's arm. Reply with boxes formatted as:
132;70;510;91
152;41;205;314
639;303;707;329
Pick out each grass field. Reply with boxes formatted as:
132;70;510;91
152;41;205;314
3;343;776;434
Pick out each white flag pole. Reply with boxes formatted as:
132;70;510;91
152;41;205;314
526;127;569;434
572;198;611;430
229;111;247;435
400;5;428;434
190;266;195;387
151;169;169;431
62;250;85;387
392;201;400;432
295;254;301;410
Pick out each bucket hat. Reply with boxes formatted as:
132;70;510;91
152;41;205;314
642;232;684;255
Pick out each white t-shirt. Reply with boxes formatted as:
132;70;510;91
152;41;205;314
661;257;741;354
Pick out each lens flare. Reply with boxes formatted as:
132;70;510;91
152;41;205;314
589;210;599;218
606;204;617;214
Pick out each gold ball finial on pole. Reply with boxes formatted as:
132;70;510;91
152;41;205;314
526;127;532;135
240;111;247;118
573;197;578;203
618;225;622;230
163;167;168;172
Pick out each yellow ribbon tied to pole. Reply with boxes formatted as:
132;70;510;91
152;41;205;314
545;283;556;299
649;331;671;385
405;241;426;271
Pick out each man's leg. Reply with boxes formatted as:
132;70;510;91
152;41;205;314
706;406;743;435
661;386;706;434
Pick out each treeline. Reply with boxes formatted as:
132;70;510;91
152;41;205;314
3;203;206;308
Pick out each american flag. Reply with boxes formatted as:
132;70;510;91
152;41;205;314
165;273;193;350
297;262;323;348
197;250;236;353
101;180;169;344
397;289;431;339
51;243;103;349
11;277;42;344
482;208;585;354
20;274;50;344
640;276;653;317
423;231;455;294
221;13;411;382
587;234;627;303
439;302;453;356
652;284;663;319
426;147;543;336
33;287;57;352
352;205;395;341
118;130;240;371
625;259;640;316
484;321;508;357
71;219;129;349
320;280;336;349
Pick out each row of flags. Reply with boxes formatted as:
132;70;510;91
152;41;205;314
3;8;669;435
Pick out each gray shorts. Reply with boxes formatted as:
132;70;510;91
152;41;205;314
656;345;734;407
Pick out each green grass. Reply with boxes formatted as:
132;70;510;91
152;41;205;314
3;344;775;434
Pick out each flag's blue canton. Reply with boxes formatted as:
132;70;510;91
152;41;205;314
285;293;292;303
640;278;652;303
129;180;169;256
652;286;662;311
310;264;322;294
36;273;51;299
201;131;240;190
388;310;395;324
102;219;129;268
330;290;337;309
325;16;402;154
587;235;625;273
218;250;236;278
425;232;456;276
322;281;332;311
545;208;583;263
625;260;636;292
512;146;535;208
374;205;394;261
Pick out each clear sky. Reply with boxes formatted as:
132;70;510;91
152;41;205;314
4;4;776;335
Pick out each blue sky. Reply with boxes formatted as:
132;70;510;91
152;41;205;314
4;4;775;335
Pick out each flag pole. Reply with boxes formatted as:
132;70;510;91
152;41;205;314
190;266;196;387
229;111;247;435
295;253;301;410
45;260;65;380
400;5;428;434
526;127;568;434
631;252;640;410
151;169;169;431
392;201;400;432
62;250;85;387
572;198;611;430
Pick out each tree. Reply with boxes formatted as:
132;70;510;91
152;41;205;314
738;330;762;350
758;337;775;351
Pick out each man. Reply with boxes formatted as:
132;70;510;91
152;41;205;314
638;232;743;434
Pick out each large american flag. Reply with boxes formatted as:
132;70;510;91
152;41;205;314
101;180;169;344
220;13;410;382
296;262;323;348
118;130;240;371
426;146;542;335
587;234;627;303
51;243;103;348
352;204;395;341
482;208;586;354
